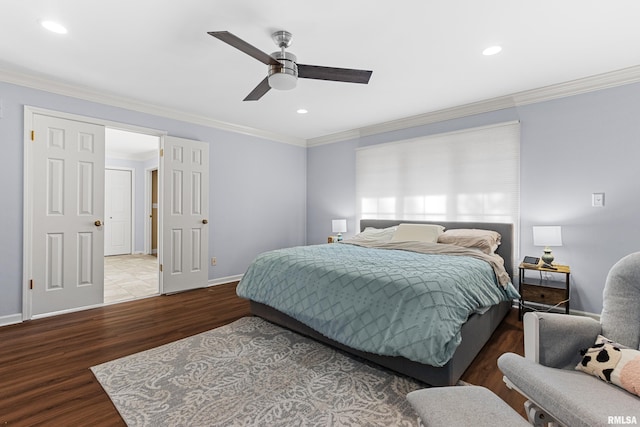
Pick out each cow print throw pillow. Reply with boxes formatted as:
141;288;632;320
576;335;640;397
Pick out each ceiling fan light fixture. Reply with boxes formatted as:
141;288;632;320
268;71;297;90
268;51;298;90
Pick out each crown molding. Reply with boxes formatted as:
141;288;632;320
306;96;517;147
359;96;517;138
306;129;361;147
0;68;306;147
513;64;640;105
5;64;640;149
307;65;640;147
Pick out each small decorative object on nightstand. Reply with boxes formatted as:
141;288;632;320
331;219;347;241
518;262;570;320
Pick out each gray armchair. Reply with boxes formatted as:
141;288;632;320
498;252;640;427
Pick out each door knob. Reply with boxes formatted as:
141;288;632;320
202;219;208;224
94;220;102;227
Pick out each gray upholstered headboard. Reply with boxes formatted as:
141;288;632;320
359;219;515;281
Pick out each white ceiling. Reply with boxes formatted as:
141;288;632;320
2;1;640;142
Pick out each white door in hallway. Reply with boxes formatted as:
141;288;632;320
104;169;132;256
29;113;105;317
161;136;209;293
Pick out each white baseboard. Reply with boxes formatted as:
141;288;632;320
514;300;600;321
208;274;243;287
31;303;104;320
0;313;23;327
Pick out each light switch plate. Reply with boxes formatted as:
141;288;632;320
592;193;605;207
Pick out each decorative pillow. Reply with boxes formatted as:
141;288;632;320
575;335;640;397
437;229;501;254
348;226;397;243
389;223;444;243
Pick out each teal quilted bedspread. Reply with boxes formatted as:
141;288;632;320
237;243;517;367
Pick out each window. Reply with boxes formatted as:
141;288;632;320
356;121;520;223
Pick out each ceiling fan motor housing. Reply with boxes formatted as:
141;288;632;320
268;51;298;90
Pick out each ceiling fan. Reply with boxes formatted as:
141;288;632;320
207;30;373;101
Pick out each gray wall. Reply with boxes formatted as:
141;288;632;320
0;81;307;320
307;82;640;315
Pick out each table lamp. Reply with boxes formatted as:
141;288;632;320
533;226;563;268
332;219;347;241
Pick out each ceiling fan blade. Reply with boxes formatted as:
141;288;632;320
243;76;271;101
297;64;372;84
208;31;279;66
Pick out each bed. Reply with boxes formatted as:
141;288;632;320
237;219;517;386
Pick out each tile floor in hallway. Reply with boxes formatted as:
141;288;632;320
104;254;159;304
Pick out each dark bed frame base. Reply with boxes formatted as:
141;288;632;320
251;300;511;386
249;219;515;386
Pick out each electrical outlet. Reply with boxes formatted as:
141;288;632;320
211;257;217;266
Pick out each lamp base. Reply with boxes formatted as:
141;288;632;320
541;248;554;268
337;232;343;241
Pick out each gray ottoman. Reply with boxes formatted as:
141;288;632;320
407;386;529;427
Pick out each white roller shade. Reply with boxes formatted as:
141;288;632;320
356;121;520;224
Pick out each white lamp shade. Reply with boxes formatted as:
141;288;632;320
332;219;347;234
533;226;563;247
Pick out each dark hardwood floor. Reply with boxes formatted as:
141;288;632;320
461;307;527;418
0;282;526;426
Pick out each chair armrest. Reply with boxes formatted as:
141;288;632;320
524;312;601;368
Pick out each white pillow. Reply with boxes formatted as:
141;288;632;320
349;226;397;243
390;223;445;243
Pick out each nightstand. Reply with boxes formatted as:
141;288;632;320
518;262;570;320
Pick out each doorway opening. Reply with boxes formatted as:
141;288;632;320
24;106;210;319
104;128;160;303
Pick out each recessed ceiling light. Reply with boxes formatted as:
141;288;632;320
297;109;308;114
40;20;68;34
482;46;502;56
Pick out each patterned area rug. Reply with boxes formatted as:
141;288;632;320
91;317;424;426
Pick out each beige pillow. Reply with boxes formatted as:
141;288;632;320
348;226;397;244
390;223;444;243
437;229;501;254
